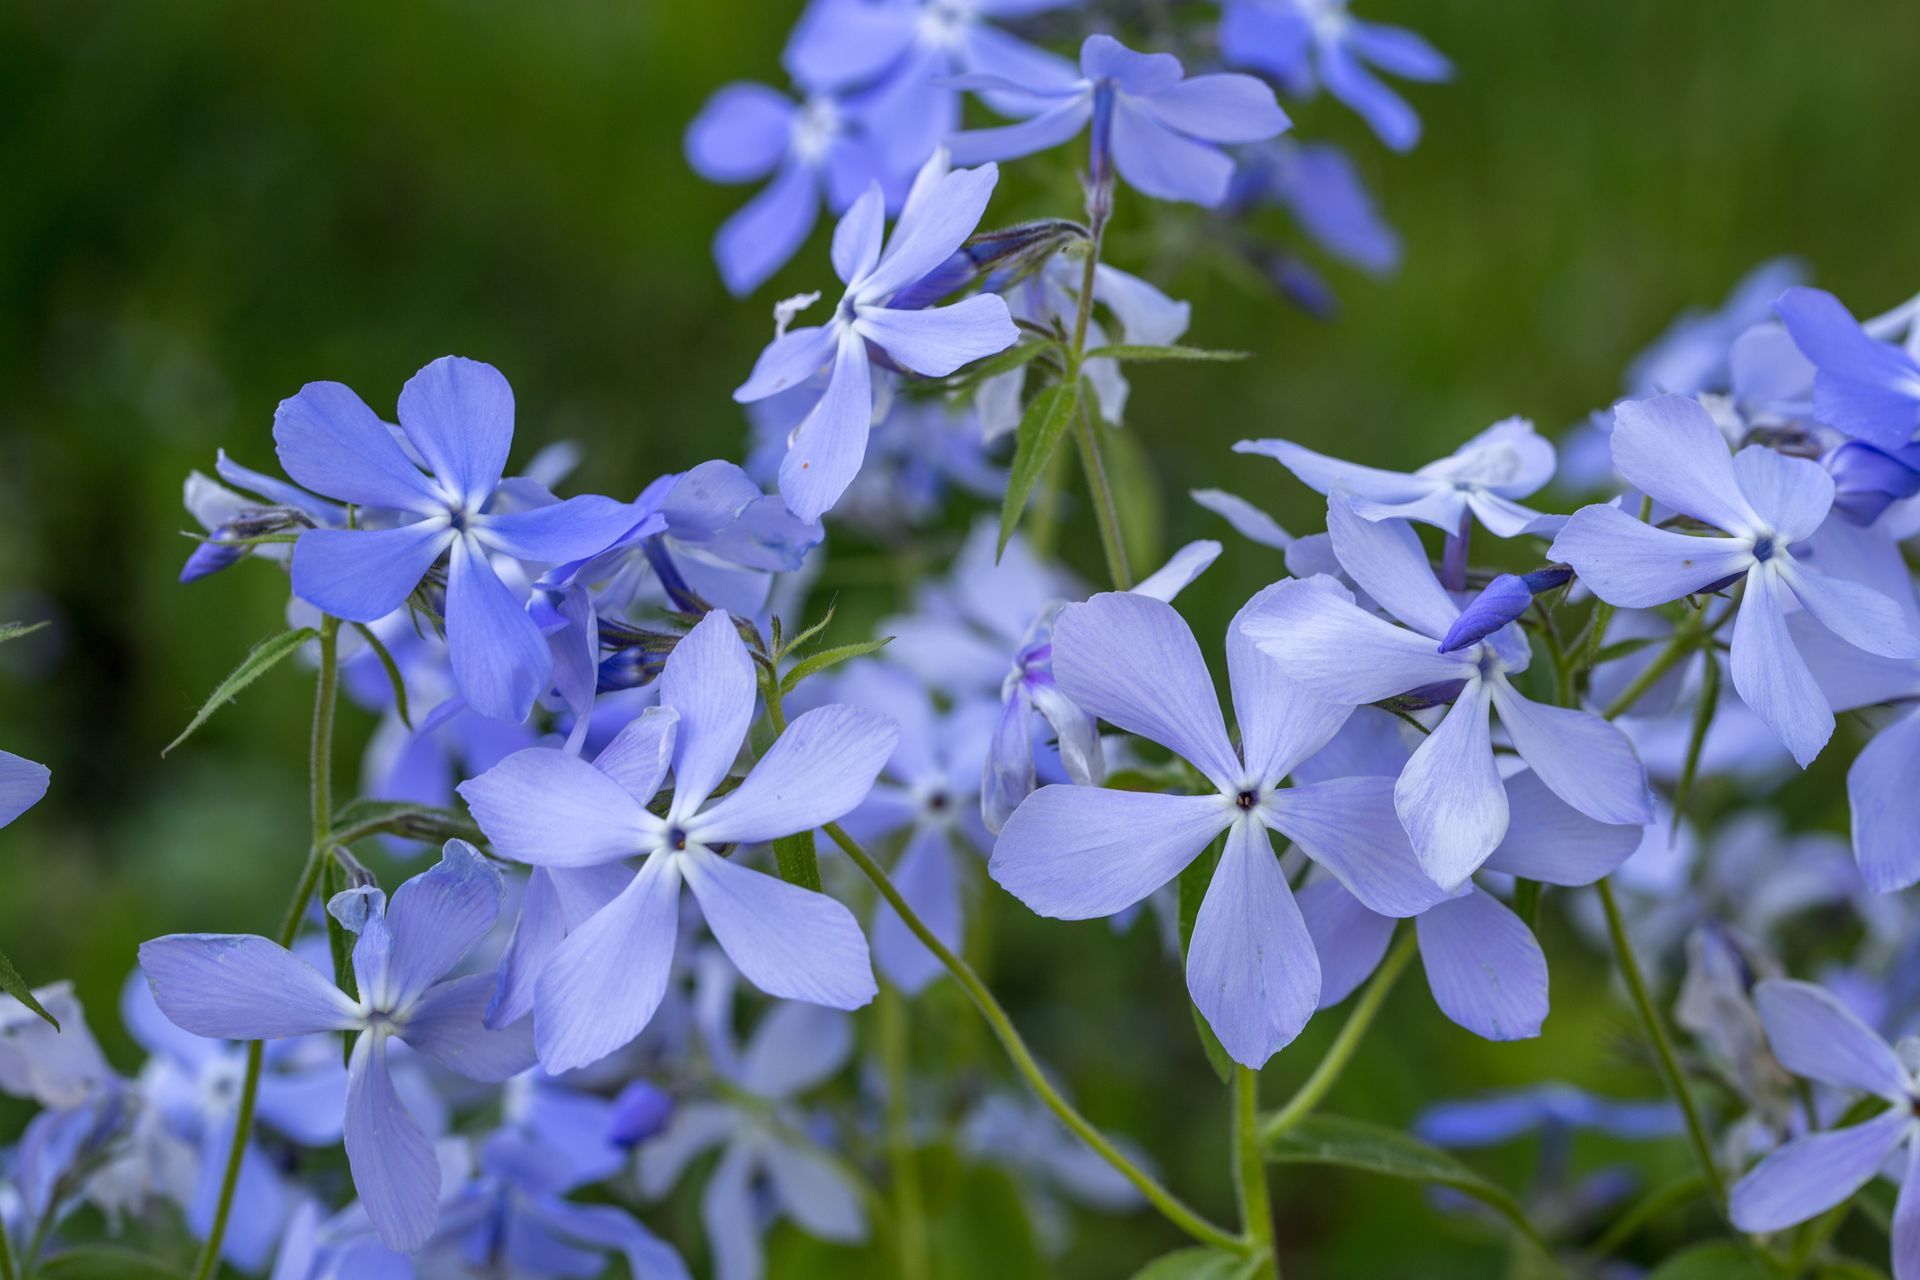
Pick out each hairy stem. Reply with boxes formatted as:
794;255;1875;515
1595;878;1727;1208
1235;1067;1278;1277
1067;206;1132;591
191;614;340;1280
825;822;1243;1254
879;984;931;1280
1261;930;1417;1143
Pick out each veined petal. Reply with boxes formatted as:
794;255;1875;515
990;785;1232;919
1228;583;1352;781
871;826;960;996
138;935;359;1040
1395;680;1506;888
1266;777;1451;918
1732;445;1833;543
1052;593;1240;788
397;973;535;1083
1325;492;1458;639
445;539;552;723
1239;574;1468;704
859;163;1001;302
273;381;442;514
1754;980;1911;1101
395;356;514;512
1108;96;1234;207
1416;888;1548;1041
680;850;877;1010
1849;708;1920;893
1479;770;1643;887
734;325;840;404
383;841;502;1005
290;523;453;623
691;704;898;845
1783;558;1920;660
779;329;874;522
534;854;682;1073
1298;878;1395;1009
344;1034;441;1253
856;295;1019;377
480;496;638;566
658;609;758;815
1548;506;1753;608
458;747;653;867
1186;818;1319;1067
1730;1108;1912;1233
592;705;681;804
1488;679;1653;826
1609;395;1760;535
1730;566;1833;767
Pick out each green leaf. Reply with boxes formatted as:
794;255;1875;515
1816;1264;1889;1280
0;620;49;645
1264;1115;1552;1256
779;636;893;694
163;627;317;756
1643;1243;1769;1279
776;603;838;661
349;622;412;730
37;1246;186;1278
773;830;823;893
1670;652;1720;834
997;381;1079;555
1592;634;1657;665
0;945;58;1029
1082;343;1250;363
1129;1247;1264;1280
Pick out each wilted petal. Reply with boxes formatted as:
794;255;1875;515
991;785;1231;919
1416;888;1547;1041
1187;818;1319;1066
681;850;876;1010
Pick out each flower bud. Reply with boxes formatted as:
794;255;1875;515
1438;568;1572;653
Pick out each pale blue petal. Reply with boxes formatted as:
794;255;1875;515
1548;506;1752;609
273;381;442;514
716;158;821;297
1480;770;1643;887
1416;888;1547;1040
480;496;638;566
138;935;358;1040
1489;679;1653;826
395;356;514;511
1395;680;1505;888
871;825;959;995
1108;96;1234;207
384;840;502;1004
658;609;758;814
947;99;1091;168
734;324;837;404
1784;559;1920;660
741;1002;854;1100
857;295;1018;377
990;785;1232;919
1133;539;1222;602
831;183;886;286
860;163;1003;302
1730;566;1833;767
534;854;682;1073
685;82;794;182
345;1034;441;1253
1227;582;1352;781
1609;395;1760;534
779;330;874;522
1191;488;1292;549
458;747;653;867
1849;708;1920;893
762;1137;869;1241
682;850;876;1008
1319;39;1420;151
1729;1108;1912;1233
691;704;898;844
1732;445;1834;543
1266;777;1451;918
291;523;453;623
446;538;551;722
1298;878;1395;1009
397;972;534;1082
1754;979;1910;1100
1186;818;1318;1067
0;752;51;829
1139;73;1288;143
1238;574;1468;704
1324;493;1458;639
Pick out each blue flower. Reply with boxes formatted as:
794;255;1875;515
948;34;1290;207
1777;286;1920;452
732;154;1019;521
139;841;536;1253
1245;493;1654;887
1227;140;1400;277
458;609;897;1073
1728;980;1920;1279
1218;0;1449;152
991;591;1451;1066
0;751;50;832
275;356;640;722
686;83;894;296
1551;394;1920;765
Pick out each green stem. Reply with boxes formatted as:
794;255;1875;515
1600;628;1695;720
191;614;341;1280
1582;1170;1708;1262
824;822;1243;1254
0;1212;17;1280
1235;1067;1278;1277
1261;930;1417;1143
1595;878;1727;1208
879;985;931;1280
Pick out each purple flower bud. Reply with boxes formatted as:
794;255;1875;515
1823;440;1920;526
1438;568;1573;653
609;1080;674;1148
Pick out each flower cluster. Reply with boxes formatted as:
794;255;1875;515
12;3;1920;1279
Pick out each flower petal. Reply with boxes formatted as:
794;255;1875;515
681;852;875;1010
871;825;960;996
1108;96;1234;207
344;1035;441;1253
398;972;535;1083
1051;592;1239;788
1548;505;1753;609
480;496;638;566
1754;979;1910;1101
1325;492;1459;639
0;752;51;830
1140;73;1288;143
830;183;886;285
990;785;1232;919
855;295;1018;377
715;158;821;298
741;1002;855;1100
1266;776;1452;918
1227;583;1352;781
1479;769;1643;887
1609;395;1760;535
138;935;359;1040
445;538;552;723
458;747;653;868
685;82;794;183
290;523;453;623
658;609;758;814
1732;445;1834;543
691;704;898;844
946;99;1092;168
1239;574;1469;704
394;357;514;511
1729;1108;1912;1233
1415;888;1547;1041
1783;559;1920;660
859;163;1002;302
534;854;682;1073
1395;681;1506;888
1186;818;1319;1067
779;330;874;522
273;381;442;514
383;841;503;1005
1849;708;1920;893
1730;565;1833;767
592;706;681;804
1488;679;1653;826
1298;878;1395;1009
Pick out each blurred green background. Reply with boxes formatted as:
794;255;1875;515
2;0;1918;1275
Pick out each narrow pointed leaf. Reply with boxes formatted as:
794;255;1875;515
0;946;58;1029
163;627;317;756
1130;1248;1266;1280
780;637;894;694
0;621;50;645
998;381;1079;556
1082;344;1250;363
